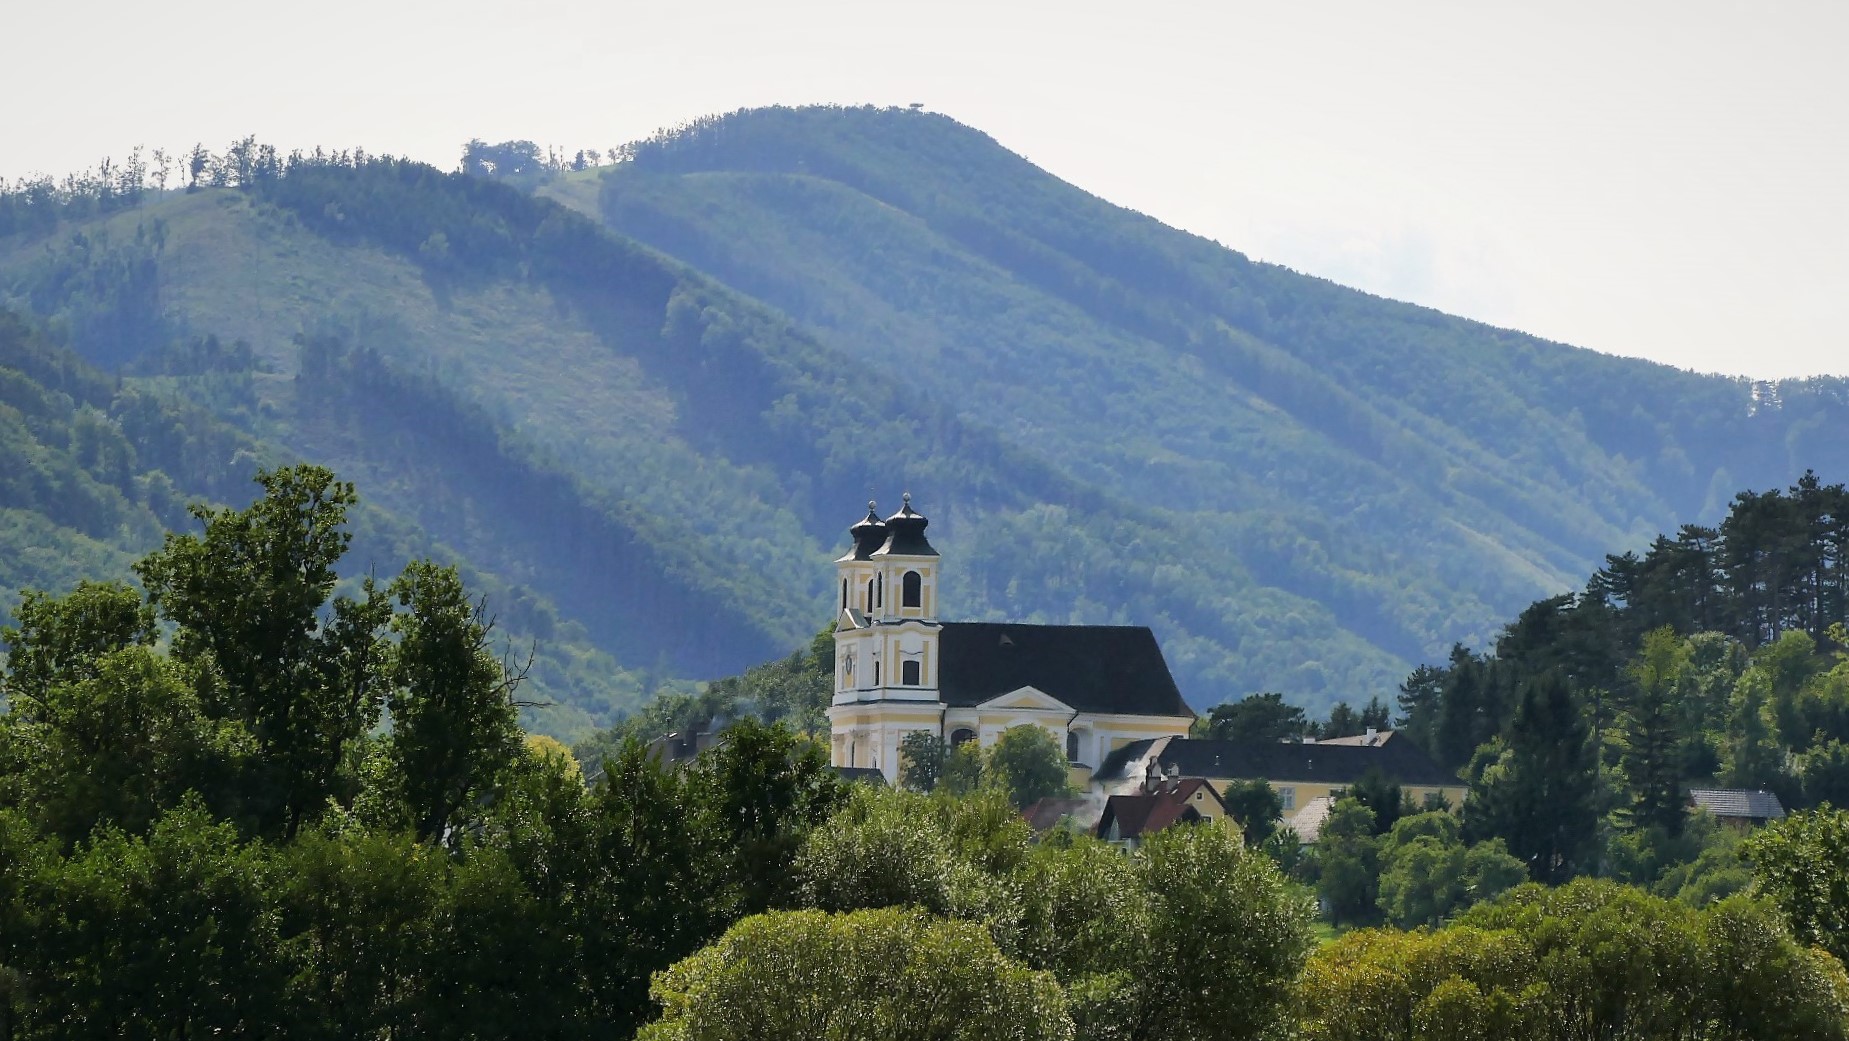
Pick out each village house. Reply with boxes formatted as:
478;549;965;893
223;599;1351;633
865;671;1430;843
1096;769;1231;847
1687;787;1786;831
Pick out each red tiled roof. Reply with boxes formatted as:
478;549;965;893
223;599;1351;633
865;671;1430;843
1097;779;1222;840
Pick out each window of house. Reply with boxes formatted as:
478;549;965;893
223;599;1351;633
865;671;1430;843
950;728;975;747
1066;730;1082;763
1278;786;1296;812
901;660;920;685
902;570;922;608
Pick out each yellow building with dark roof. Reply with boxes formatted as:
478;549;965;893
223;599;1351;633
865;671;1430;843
1095;732;1467;825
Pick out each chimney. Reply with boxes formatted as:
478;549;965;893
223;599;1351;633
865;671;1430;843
1164;762;1180;794
1365;727;1378;745
1144;759;1161;795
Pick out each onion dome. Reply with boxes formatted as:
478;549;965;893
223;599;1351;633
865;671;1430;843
839;501;888;561
877;492;939;557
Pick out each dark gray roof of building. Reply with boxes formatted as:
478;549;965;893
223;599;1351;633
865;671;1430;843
837;502;889;562
874;496;938;557
1097;735;1457;789
1688;788;1785;820
938;623;1193;718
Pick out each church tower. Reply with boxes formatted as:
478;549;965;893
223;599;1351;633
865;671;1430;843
829;494;943;777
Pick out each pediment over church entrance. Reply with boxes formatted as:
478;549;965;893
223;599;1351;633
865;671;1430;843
976;686;1073;713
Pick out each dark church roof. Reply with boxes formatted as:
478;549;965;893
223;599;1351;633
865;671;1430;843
938;623;1193;718
1098;735;1457;789
837;502;889;562
875;494;937;557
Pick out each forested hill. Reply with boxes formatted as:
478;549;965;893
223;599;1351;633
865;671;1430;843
581;105;1849;591
3;111;1847;734
0;311;660;737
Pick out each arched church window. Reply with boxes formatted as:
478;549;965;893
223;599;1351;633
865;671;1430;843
950;728;975;747
1066;730;1082;763
877;572;884;608
902;570;922;608
902;660;920;686
865;578;874;613
840;578;847;610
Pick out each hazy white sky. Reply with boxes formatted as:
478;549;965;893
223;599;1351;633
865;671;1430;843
4;1;1845;378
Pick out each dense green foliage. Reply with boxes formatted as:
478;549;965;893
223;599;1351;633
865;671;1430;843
1366;476;1849;905
896;725;1072;808
983;725;1074;808
792;784;1316;1041
1268;476;1849;927
640;908;1074;1041
0;469;858;1039
1374;812;1527;929
0;309;255;600
1745;808;1849;966
572;627;833;771
1299;880;1849;1041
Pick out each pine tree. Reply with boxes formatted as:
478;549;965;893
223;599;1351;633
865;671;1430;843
1622;628;1689;836
1463;673;1599;884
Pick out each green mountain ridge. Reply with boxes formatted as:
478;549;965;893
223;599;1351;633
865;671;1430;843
1;106;1845;732
567;105;1849;662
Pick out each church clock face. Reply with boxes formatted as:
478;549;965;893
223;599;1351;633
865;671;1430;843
843;649;856;680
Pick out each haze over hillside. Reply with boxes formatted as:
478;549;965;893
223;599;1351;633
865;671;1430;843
3;105;1846;736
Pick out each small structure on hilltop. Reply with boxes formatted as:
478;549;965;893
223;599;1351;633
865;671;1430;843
1097;764;1229;847
827;495;1195;784
1687;787;1786;831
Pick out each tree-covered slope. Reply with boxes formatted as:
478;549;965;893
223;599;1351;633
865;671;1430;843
0;309;658;737
545;104;1849;693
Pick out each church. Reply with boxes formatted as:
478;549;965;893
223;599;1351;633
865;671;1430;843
828;495;1195;784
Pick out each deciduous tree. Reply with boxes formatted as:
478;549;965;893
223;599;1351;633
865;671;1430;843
986;725;1071;809
639;908;1074;1041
